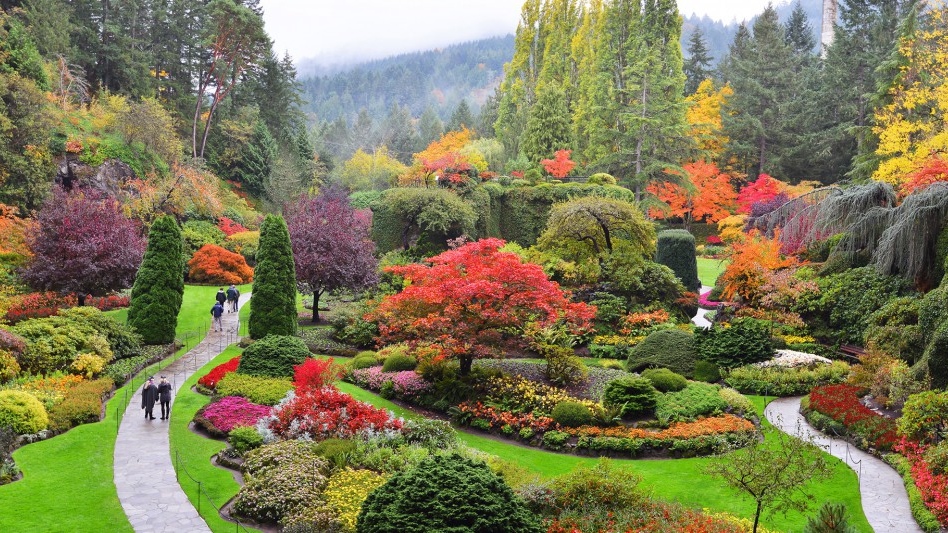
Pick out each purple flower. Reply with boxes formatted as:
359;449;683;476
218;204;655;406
202;396;272;433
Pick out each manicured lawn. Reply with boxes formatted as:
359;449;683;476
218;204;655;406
169;345;261;533
697;257;727;288
0;284;248;531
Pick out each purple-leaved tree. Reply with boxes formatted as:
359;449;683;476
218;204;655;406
287;186;379;322
22;187;145;305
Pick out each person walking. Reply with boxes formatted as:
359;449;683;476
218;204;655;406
226;284;238;313
216;288;227;308
157;376;172;420
141;377;158;420
211;300;224;332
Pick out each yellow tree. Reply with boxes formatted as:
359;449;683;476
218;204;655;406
686;79;733;162
400;128;487;187
873;4;948;188
339;147;408;191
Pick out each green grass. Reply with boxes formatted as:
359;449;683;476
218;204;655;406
697;257;728;288
169;345;261;533
0;284;248;531
333;381;871;533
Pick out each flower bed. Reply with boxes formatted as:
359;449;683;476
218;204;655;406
198;356;240;389
348;367;431;399
266;387;403;441
480;375;600;416
195;396;271;436
896;439;948;528
805;384;897;451
755;349;833;368
474;359;628;401
724;360;850;396
4;292;130;323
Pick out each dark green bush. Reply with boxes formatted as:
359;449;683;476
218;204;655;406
229;426;264;456
602;376;658;417
58;307;143;360
694;318;773;370
551;401;593;428
382;353;417;372
640;368;688;392
693;360;721;383
128;215;184;345
351;354;379;370
543;345;588;386
330;301;379;348
803;503;855;533
626;329;696;377
237;335;310;378
655;230;700;292
654;382;727;425
356;453;543;533
216;373;294;405
249;214;297;339
0;390;48;434
864;296;924;363
299;327;359;357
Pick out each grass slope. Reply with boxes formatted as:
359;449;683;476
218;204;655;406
0;284;248;531
697;257;728;288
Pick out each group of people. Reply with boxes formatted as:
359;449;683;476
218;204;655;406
210;285;240;332
141;376;172;420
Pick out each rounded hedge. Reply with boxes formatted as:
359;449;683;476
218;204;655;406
655;229;700;292
229;426;263;456
627;329;697;378
356;453;543;533
381;353;417;372
0;390;49;434
351;354;379;370
551;400;593;428
641;368;688;392
602;376;658;418
693;360;722;383
237;335;311;378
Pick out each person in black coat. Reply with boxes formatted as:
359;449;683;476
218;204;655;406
141;378;158;420
157;376;172;420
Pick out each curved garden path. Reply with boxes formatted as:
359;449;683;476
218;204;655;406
113;293;250;532
764;396;923;533
691;285;714;329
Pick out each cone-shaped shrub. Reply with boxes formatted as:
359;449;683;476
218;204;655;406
249;214;297;338
656;229;700;292
128;216;184;344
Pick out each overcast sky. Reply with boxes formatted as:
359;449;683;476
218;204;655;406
259;0;780;67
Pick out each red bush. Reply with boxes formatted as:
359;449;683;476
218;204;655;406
198;356;241;389
897;438;948;526
187;244;254;285
4;292;130;323
269;386;402;441
809;384;898;451
706;235;723;245
293;358;342;391
217;216;249;237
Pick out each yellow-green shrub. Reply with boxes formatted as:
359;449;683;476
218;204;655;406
216;373;293;405
0;390;48;434
324;468;388;532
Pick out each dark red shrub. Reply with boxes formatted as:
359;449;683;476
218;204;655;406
198;356;241;389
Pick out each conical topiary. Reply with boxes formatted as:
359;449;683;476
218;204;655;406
127;216;184;344
655;229;701;292
249;214;297;338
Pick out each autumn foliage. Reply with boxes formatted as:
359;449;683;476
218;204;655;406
217;216;248;236
718;232;798;303
370;239;595;374
541;149;576;179
0;203;33;257
187;243;253;285
402;128;486;187
900;155;948;197
648;161;737;223
736;174;784;214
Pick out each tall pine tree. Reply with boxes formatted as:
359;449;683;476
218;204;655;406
521;84;572;164
127;216;185;345
683;27;713;95
249;214;297;339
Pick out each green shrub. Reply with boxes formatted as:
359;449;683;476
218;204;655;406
723;361;850;396
216;372;293;405
234;440;328;523
103;354;149;385
551;401;593;428
382;353;417;372
47;378;112;432
182;220;226;260
330;302;378;348
550;459;642;511
898;390;948;444
58;307;142;360
694;318;773;370
587;173;617;186
351;354;379;370
602;376;658;417
128;216;184;345
920;322;948;389
627;329;696;377
229;426;264;456
640;368;688;392
864;296;924;363
923;441;948;475
803;502;855;533
249;214;298;338
718;387;754;416
0;390;48;434
314;438;358;469
356;453;543;533
655;230;700;292
599;359;625;371
238;335;310;378
655;382;727;425
543;345;588;386
693;360;721;383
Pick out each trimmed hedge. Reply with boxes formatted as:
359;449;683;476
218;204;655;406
0;390;48;434
655;229;700;292
237;335;310;378
627;329;697;378
128;215;184;344
216;373;293;405
602;376;658;417
249;214;297;339
694;318;773;370
551;401;593;428
655;382;727;425
641;368;688;392
47;378;113;431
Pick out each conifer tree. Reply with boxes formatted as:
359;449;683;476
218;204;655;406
683;27;713;95
236;120;277;196
521;84;572;164
446;99;475;133
495;0;543;157
128;216;185;345
417;106;444;149
249;214;297;338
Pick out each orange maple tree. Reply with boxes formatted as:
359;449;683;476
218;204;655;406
401;128;484;187
541;149;576;179
187;244;253;285
718;231;798;303
648;161;736;224
0;203;33;257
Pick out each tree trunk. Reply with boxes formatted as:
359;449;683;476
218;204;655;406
78;293;87;306
459;356;472;376
311;291;321;323
753;502;762;533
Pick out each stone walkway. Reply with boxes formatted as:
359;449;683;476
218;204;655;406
764;396;924;533
114;294;250;533
692;285;714;329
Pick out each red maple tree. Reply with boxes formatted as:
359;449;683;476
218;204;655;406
648;161;736;224
541;149;576;179
737;174;783;214
901;155;948;197
369;239;595;374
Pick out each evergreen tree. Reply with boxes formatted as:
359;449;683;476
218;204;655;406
380;103;418;163
477;90;500;139
784;1;816;56
249;214;297;339
495;0;543;157
417;106;443;149
521;84;572;164
235;120;277;196
684;27;713;95
446;99;475;133
128;216;184;345
778;1;821;183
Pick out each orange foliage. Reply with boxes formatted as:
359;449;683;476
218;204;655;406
718;231;798;303
400;128;478;186
187;244;253;285
565;414;754;440
900;155;948;197
0;203;33;256
541;149;576;178
648;161;736;223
